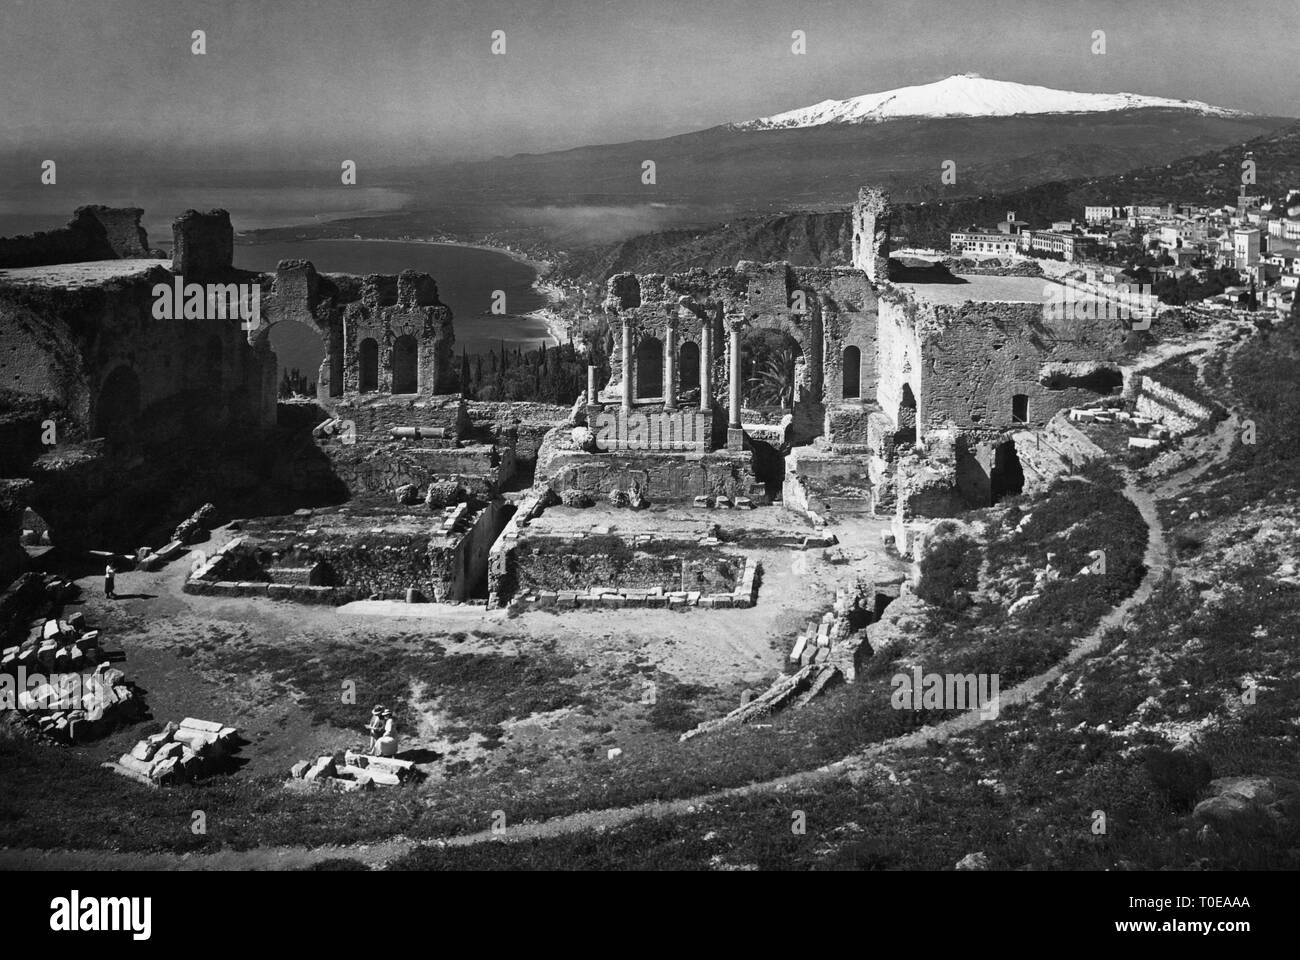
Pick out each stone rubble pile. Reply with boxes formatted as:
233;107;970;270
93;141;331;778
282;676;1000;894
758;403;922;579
104;717;239;787
287;750;416;793
1;612;139;743
139;502;218;570
1068;399;1172;450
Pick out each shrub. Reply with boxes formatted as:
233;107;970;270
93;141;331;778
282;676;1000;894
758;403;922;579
915;532;979;608
1142;747;1213;813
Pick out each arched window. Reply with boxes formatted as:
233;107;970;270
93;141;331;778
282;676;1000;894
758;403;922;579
678;341;700;394
894;381;917;445
842;345;861;399
358;338;379;393
392;334;418;394
636;336;663;399
1011;393;1029;423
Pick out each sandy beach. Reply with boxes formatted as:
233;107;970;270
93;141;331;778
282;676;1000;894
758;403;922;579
312;235;574;348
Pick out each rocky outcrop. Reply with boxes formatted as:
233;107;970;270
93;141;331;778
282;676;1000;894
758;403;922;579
1191;776;1300;838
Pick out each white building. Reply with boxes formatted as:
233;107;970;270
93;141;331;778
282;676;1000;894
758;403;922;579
1233;228;1261;270
1084;205;1120;225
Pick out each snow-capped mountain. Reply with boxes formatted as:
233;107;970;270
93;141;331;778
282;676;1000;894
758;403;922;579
732;74;1244;130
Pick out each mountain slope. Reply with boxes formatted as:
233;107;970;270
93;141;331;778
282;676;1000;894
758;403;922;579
420;111;1290;215
733;74;1243;130
558;121;1300;282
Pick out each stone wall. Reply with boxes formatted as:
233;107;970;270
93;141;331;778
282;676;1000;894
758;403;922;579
171;210;234;280
537;422;766;505
1011;413;1105;494
0;206;158;269
465;400;573;465
294;438;511;502
878;289;1131;436
1134;376;1216;437
254;261;456;403
511;537;741;595
0;269;271;445
600;260;876;447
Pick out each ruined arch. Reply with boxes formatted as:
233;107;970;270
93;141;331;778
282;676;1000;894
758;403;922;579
95;365;141;444
842;345;862;399
392;334;418;394
636;336;663;399
741;328;802;411
991;438;1024;503
678;340;700;394
358;338;379;393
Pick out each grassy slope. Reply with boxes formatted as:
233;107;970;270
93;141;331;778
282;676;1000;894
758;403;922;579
387;320;1300;870
0;475;1145;853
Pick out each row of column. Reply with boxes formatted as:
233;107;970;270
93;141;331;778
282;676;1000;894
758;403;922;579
605;317;738;425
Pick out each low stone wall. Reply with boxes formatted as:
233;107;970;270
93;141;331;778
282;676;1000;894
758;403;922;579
516;558;759;610
327;395;469;439
185;504;510;603
303;440;513;501
512;537;743;595
1134;375;1216;437
538;435;767;506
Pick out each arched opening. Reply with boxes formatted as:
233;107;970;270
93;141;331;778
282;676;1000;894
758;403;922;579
636;336;663;400
842;345;861;399
678;341;699;395
991;438;1024;503
1011;393;1029;424
271;322;326;399
741;329;801;412
205;335;223;392
895;381;917;444
95;366;141;445
392;335;419;394
358;338;379;393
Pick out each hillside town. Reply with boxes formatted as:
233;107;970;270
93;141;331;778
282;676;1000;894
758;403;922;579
951;178;1300;316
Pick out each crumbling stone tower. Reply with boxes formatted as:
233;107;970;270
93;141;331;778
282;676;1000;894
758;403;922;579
172;209;234;279
851;187;892;285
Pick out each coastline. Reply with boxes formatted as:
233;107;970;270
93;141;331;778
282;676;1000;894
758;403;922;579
284;234;574;349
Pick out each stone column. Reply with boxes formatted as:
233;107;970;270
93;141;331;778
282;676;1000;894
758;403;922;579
728;321;742;428
726;319;744;452
664;322;676;410
621;318;632;414
587;364;596;404
699;322;711;413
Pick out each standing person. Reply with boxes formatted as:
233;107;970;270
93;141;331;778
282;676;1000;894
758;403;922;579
104;563;116;600
365;705;385;753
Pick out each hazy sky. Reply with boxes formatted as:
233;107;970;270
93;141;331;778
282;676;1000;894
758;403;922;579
2;0;1296;167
